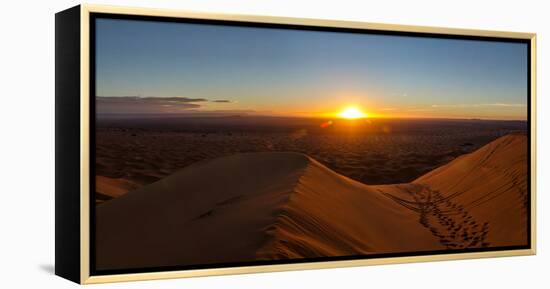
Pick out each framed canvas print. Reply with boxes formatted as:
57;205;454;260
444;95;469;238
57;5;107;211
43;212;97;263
55;4;536;284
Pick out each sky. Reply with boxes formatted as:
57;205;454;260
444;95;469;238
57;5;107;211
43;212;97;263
95;18;528;120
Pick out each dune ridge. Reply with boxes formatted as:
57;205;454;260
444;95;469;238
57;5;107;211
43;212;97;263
96;134;528;270
95;176;139;204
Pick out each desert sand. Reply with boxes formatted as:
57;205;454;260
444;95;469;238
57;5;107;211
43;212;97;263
95;117;526;201
95;133;528;270
95;176;139;204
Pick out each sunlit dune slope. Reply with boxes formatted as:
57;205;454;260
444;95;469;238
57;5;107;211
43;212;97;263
412;133;528;247
96;134;528;270
95;176;139;204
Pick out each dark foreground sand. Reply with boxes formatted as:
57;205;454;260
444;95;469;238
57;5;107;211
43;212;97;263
96;134;528;270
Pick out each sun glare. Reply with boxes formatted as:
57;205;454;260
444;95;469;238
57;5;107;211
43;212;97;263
338;107;368;119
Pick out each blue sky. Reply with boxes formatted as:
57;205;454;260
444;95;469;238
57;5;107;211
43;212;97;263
95;18;528;120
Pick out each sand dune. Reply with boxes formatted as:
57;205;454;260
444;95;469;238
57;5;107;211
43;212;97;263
412;133;528;248
96;134;528;270
95;176;139;204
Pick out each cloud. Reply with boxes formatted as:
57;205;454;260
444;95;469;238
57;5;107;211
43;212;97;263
97;96;207;114
407;108;435;112
431;103;526;108
98;96;207;104
211;99;232;103
484;103;526;107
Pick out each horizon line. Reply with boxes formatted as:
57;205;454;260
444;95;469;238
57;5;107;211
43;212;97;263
96;112;528;122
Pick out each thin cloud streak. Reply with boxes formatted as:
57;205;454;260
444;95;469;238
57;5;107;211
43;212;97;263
97;96;207;114
97;96;208;103
431;103;526;108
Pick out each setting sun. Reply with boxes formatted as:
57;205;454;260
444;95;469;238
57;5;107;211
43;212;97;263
338;107;368;119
